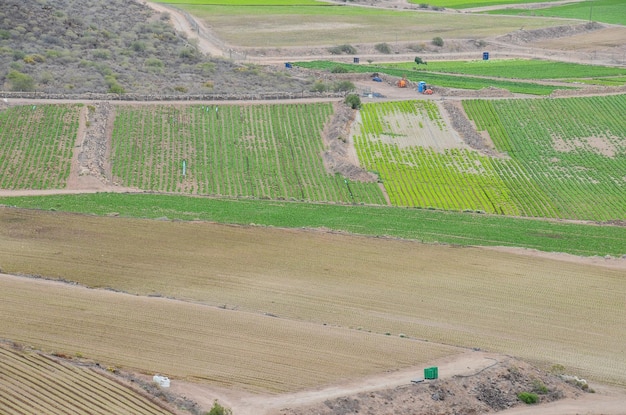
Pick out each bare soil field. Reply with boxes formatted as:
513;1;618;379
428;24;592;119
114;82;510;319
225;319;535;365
1;207;625;414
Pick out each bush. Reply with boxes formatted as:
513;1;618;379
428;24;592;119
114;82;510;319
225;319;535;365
517;392;538;404
414;56;426;65
333;80;355;93
328;44;357;55
344;93;361;109
206;400;232;415
330;65;348;73
532;379;548;394
7;70;35;91
375;43;392;54
432;37;444;47
310;81;327;92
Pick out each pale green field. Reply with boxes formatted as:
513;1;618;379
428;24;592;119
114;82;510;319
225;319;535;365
169;3;571;47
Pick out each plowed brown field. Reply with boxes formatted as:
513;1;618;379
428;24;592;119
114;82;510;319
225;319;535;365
1;206;625;393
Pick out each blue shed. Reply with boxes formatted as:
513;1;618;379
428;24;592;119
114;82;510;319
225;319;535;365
418;81;427;93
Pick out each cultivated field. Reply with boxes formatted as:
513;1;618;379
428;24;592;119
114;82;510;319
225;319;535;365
0;344;175;415
1;208;625;392
111;103;384;204
162;1;571;47
352;95;626;220
2;0;626;413
0;104;81;189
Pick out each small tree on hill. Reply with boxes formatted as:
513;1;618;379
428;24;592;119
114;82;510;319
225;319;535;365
414;56;427;65
345;93;361;109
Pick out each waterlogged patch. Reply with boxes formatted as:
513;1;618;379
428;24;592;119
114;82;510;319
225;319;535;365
552;134;619;158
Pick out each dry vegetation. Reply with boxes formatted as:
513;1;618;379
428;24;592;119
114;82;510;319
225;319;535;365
0;0;312;94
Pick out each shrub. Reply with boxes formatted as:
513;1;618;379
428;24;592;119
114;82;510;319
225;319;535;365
517;392;538;404
310;81;327;92
344;93;361;109
432;37;444;47
333;80;355;92
330;65;348;73
414;56;426;65
7;70;35;91
532;379;548;394
92;49;110;60
328;44;357;55
207;400;232;415
375;43;392;54
408;43;426;52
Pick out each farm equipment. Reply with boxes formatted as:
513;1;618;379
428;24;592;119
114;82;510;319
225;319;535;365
418;81;434;95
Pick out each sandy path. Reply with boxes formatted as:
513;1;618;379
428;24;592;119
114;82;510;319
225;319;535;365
144;1;224;57
164;349;626;415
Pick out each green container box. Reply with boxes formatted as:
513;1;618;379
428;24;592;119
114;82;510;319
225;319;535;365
424;366;438;379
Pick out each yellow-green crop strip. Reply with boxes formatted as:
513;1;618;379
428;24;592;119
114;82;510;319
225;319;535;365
355;95;626;221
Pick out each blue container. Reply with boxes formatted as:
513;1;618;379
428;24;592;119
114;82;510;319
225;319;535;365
483;52;490;60
285;62;292;68
353;57;360;64
418;81;427;93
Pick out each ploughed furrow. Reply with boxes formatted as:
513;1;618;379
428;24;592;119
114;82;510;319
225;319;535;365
0;345;173;415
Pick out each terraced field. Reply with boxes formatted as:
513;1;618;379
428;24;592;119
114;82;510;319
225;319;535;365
111;103;385;204
0;104;81;190
0;344;174;415
353;95;626;221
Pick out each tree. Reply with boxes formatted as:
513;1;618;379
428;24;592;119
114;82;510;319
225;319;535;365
344;93;361;109
414;56;427;65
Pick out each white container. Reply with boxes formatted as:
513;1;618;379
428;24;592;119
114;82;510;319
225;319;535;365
153;375;170;388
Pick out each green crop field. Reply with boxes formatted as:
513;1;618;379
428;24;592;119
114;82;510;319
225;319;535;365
463;95;626;221
111;103;385;205
353;96;626;221
0;104;81;190
295;61;566;95
380;59;626;80
485;0;626;26
1;193;625;256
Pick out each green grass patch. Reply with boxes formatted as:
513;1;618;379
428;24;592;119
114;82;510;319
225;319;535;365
295;61;567;95
379;59;626;80
485;0;626;26
1;193;625;256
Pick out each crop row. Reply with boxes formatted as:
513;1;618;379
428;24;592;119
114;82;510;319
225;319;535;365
0;104;80;190
354;95;625;221
111;103;385;205
0;345;172;415
380;59;626;80
295;61;565;95
463;95;626;221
